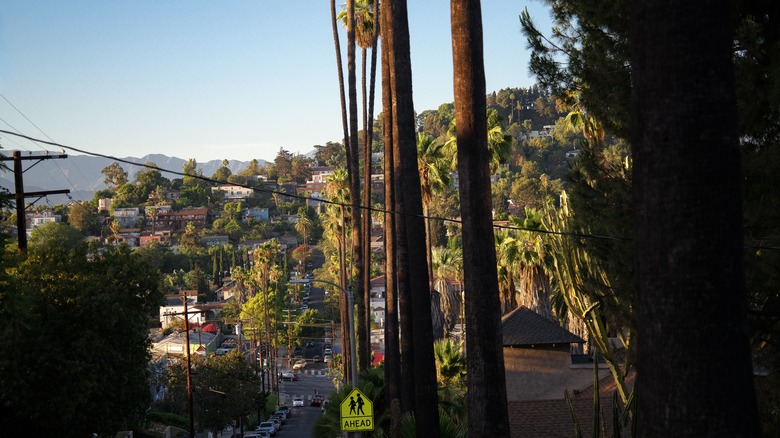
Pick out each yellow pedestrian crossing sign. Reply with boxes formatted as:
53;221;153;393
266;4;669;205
340;388;374;432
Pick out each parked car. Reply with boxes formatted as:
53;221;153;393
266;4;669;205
256;421;276;436
268;417;281;431
270;412;286;425
293;396;305;407
324;348;333;355
324;354;332;363
274;408;289;420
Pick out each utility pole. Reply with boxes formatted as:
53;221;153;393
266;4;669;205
183;292;195;438
0;151;69;252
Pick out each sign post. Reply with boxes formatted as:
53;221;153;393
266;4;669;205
340;388;374;432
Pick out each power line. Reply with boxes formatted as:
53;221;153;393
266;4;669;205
1;128;778;250
0;94;94;201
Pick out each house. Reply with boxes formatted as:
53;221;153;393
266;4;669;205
152;208;209;232
113;207;140;228
159;291;224;328
501;306;628;436
502;306;596;401
98;198;112;212
26;211;61;236
243;207;270;223
508;373;634;438
201;235;229;246
310;166;335;183
211;184;254;200
139;234;165;246
152;329;223;357
369;275;386;298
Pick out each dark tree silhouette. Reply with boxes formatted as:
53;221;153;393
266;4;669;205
631;0;760;435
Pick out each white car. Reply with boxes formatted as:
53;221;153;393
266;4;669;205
293;396;305;407
323;354;332;363
256;421;276;436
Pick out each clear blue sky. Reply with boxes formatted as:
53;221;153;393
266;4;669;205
0;1;552;163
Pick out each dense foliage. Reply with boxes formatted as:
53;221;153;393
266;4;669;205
0;222;163;435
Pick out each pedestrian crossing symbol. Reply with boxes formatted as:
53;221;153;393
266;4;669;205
340;388;374;432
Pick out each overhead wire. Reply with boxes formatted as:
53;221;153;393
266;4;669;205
0;94;94;202
1;128;779;251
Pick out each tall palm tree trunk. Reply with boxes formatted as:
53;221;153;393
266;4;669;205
360;43;373;371
363;0;380;373
386;0;439;433
331;0;353;385
380;5;402;422
451;0;510;436
632;0;759;435
346;0;368;376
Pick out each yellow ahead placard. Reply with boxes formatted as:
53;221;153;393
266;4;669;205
340;388;374;432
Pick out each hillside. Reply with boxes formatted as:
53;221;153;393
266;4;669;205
0;154;264;203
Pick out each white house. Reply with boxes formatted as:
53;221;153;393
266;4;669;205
212;184;254;200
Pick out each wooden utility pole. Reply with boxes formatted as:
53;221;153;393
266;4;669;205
0;151;69;252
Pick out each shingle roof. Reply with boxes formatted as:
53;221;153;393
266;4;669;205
502;306;585;347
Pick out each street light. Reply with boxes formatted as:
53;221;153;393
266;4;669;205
290;278;358;389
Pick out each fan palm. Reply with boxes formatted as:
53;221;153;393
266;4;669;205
510;209;554;320
493;229;520;315
431;245;463;334
444;108;513;174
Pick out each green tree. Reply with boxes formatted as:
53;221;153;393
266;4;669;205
179;222;202;258
0;230;162;435
101;161;129;191
290;154;313;183
314;141;346;166
133;162;170;202
211;159;233;182
433;338;466;389
67;201;98;235
274;148;294;183
163;349;260;433
182;158;206;188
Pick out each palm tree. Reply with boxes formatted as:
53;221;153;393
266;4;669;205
493;229;519;315
417;134;452;276
383;0;439;432
511;209;554;320
379;4;402;422
445;108;512;174
451;0;510;435
322;168;353;382
417;133;452;339
295;214;313;249
632;1;758;433
431;246;463;336
332;0;369;377
433;338;467;389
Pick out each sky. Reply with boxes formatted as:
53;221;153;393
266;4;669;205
0;1;553;164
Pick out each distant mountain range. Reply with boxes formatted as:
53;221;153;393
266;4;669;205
0;152;265;204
